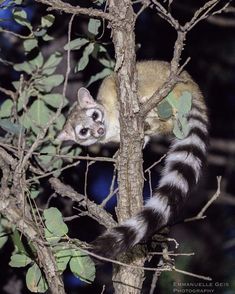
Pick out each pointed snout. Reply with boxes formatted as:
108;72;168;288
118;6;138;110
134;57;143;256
92;124;105;138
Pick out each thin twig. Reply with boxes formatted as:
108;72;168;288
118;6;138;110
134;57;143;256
144;154;166;173
149;251;195;256
73;242;212;281
0;86;16;99
63;14;75;97
185;176;222;222
0;28;33;39
173;267;212;281
0;142;116;163
100;168;118;207
35;0;115;21
27;160;81;183
150;270;161;294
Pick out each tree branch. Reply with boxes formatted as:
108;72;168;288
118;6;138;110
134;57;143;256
0;149;65;294
35;0;115;21
49;177;116;228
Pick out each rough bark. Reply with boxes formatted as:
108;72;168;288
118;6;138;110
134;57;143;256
108;1;146;293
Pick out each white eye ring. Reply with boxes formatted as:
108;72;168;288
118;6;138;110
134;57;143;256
75;125;90;138
92;111;99;121
86;109;102;122
79;128;89;136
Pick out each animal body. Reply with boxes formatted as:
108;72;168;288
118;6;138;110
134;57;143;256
58;60;208;259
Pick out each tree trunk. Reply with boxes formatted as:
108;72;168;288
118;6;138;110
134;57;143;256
109;1;146;292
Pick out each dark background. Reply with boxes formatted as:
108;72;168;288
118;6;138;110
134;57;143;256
0;0;235;293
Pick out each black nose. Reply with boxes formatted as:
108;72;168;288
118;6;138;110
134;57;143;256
97;127;104;135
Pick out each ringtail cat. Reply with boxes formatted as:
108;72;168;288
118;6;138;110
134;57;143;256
58;60;208;259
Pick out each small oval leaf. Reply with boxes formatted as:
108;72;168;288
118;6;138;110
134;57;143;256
178;91;192;114
88;18;101;35
69;249;95;283
26;263;48;293
64;38;89;51
87;68;113;86
0;119;24;135
55;248;73;273
75;43;94;72
23;38;38;53
157;99;173;120
13;8;32;29
43;207;68;238
0;99;13;118
42;94;68;108
36;75;64;92
9;254;32;268
41;14;55;28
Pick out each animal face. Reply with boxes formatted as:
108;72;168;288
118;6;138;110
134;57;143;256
58;88;106;146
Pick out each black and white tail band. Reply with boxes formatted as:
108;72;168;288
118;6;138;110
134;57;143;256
92;99;208;259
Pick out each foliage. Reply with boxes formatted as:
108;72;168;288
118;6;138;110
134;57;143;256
0;1;102;292
63;19;114;85
157;91;192;139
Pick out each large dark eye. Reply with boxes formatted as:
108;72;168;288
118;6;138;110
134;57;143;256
80;128;89;136
92;111;99;121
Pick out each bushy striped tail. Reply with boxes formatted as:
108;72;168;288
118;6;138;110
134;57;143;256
92;98;208;259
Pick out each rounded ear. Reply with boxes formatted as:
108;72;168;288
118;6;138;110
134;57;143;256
57;125;76;142
57;130;71;141
77;87;95;108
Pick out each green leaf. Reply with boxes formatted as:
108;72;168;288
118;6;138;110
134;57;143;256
64;38;89;51
166;91;179;109
17;90;31;112
69;249;95;283
29;52;44;68
98;58;115;68
41;14;55;28
157;99;173;120
36;75;64;92
88;18;101;35
93;0;105;5
173;114;190;139
52;159;63;177
53;114;66;131
23;38;38;53
39;145;56;164
87;68;113;86
11;230;27;254
42;52;63;75
96;44;106;53
0;224;8;250
9;254;32;268
29;100;51;127
44;228;61;244
0;119;24;135
19;113;32;130
178;91;192;114
12;81;20;90
0;99;13;118
30;189;40;199
34;28;47;37
43;207;68;237
55;248;73;272
42;94;68;108
14;62;35;74
42;34;54;41
75;43;94;72
26;263;48;293
0;234;7;249
13;8;32;29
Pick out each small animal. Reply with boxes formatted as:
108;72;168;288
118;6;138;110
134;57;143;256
58;60;208;259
